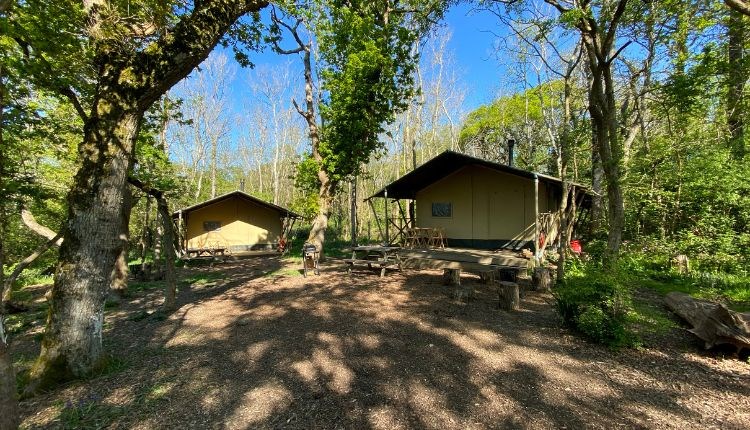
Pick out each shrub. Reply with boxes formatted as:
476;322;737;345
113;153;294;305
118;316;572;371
554;268;636;348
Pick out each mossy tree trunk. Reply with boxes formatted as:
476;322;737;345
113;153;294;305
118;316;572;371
27;0;269;390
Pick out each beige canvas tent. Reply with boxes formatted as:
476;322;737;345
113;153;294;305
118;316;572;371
173;191;300;255
368;151;591;252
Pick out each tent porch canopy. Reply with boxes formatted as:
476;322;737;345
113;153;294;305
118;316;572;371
368;150;589;201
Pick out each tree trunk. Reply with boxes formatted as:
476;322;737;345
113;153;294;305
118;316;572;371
139;195;151;278
157;196;177;311
0;59;20;430
576;3;628;263
0;202;20;430
0;320;19;430
28;107;142;390
727;9;747;160
308;180;333;258
590;138;604;235
533;267;551;292
25;0;270;393
110;186;133;298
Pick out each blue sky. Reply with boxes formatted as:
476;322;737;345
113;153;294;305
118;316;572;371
216;3;511;114
170;3;516;163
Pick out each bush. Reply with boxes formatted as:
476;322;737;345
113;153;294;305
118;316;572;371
554;268;636;348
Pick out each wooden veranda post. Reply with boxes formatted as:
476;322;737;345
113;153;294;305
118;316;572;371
534;174;540;264
384;188;390;245
350;176;357;247
177;210;184;256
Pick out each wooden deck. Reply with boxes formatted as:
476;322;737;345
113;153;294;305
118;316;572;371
398;247;530;273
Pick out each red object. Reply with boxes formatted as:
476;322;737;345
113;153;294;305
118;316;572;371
570;240;582;254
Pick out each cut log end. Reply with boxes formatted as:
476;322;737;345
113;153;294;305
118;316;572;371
498;281;520;311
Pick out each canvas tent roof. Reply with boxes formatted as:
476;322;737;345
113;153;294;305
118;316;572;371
173;190;301;218
368;150;591;201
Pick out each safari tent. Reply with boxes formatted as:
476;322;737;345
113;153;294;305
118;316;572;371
368;150;591;253
173;191;300;255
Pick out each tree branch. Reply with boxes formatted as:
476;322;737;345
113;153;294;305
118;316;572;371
137;0;270;109
725;0;750;16
58;86;89;122
20;207;63;245
127;176;163;199
607;40;632;65
2;231;63;304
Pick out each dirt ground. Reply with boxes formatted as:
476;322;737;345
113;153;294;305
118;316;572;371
12;256;750;429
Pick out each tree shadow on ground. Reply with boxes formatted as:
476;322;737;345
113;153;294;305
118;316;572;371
16;257;750;429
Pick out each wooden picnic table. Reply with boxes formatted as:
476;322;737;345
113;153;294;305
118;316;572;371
186;247;227;258
344;245;402;277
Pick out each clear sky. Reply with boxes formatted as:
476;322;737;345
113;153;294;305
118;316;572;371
214;3;512;114
438;3;510;109
170;3;516;162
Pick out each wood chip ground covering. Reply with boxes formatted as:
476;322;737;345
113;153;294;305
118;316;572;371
12;257;750;429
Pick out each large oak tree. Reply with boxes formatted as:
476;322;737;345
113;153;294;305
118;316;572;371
7;0;269;390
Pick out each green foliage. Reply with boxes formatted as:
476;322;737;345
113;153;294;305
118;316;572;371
458;79;584;173
555;262;637;348
295;0;448;187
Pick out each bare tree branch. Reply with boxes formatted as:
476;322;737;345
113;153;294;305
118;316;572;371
20;207;63;245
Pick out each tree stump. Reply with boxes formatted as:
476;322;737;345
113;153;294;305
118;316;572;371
516;276;532;298
443;268;461;285
533;267;551;292
673;254;690;275
498;281;520;311
479;271;495;284
452;284;474;302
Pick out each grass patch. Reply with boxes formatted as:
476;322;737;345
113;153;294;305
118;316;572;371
57;394;127;429
90;355;129;379
4;310;47;335
629;295;678;338
638;273;750;312
181;271;225;287
263;267;303;278
285;236;352;259
127;280;165;294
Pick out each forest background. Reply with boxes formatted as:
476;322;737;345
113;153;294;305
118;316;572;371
1;1;749;419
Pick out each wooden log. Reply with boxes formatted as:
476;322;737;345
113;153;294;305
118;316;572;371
479;271;495;284
498;281;520;311
442;268;461;286
517;276;532;298
532;267;551;292
665;292;750;351
452;284;474;302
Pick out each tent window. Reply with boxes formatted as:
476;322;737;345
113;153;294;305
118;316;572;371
431;202;452;218
203;221;221;232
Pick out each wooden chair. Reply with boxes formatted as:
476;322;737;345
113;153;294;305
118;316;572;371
429;228;446;249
